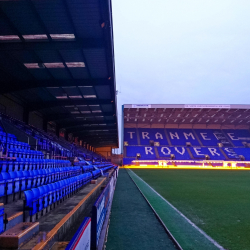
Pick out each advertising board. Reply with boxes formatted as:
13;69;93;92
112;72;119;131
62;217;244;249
91;171;117;249
66;217;91;250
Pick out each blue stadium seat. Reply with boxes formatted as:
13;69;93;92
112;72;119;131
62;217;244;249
9;171;20;193
23;171;33;189
166;129;200;146
92;169;101;179
38;169;46;186
38;186;49;209
0;176;6;197
24;190;36;216
0;173;13;196
16;171;26;191
32;188;43;213
46;184;54;206
0;161;7;172
33;170;41;187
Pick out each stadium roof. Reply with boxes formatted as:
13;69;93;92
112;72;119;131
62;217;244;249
0;0;118;147
123;104;250;128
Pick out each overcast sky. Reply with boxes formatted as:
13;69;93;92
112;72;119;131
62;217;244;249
112;0;250;151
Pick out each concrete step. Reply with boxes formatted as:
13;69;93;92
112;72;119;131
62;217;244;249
4;211;23;232
0;222;39;249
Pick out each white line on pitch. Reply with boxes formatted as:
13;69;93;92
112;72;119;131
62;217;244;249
128;169;225;250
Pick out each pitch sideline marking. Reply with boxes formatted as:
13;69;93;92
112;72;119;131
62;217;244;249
128;169;225;250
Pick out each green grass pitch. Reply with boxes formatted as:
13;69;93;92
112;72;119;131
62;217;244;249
131;169;250;250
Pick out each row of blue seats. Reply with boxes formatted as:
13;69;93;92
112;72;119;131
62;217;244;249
0;167;82;198
74;161;90;167
0;131;16;142
81;165;95;173
2;140;30;150
92;169;102;179
24;173;92;219
7;149;44;159
102;166;113;172
35;136;73;158
0;159;71;172
96;164;112;169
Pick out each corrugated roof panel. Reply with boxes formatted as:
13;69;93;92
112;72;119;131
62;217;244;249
33;0;74;34
1;2;45;35
79;86;96;95
68;68;89;79
0;70;12;83
50;106;67;113
63;87;81;96
15;89;42;102
0;17;17;35
83;49;108;78
47;68;72;79
89;105;100;111
47;87;65;96
66;0;102;38
105;116;115;121
101;104;113;112
40;106;67;113
31;88;55;101
0;52;32;81
94;85;111;99
28;69;52;80
60;50;84;62
78;106;90;111
36;50;61;63
11;51;38;63
95;116;105;121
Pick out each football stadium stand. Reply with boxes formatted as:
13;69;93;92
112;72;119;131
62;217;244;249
0;114;118;249
122;105;250;167
0;0;119;249
124;128;250;161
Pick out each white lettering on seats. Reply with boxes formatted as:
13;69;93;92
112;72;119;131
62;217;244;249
161;147;171;155
128;132;135;139
170;132;179;140
208;148;220;156
183;132;195;140
145;147;154;155
224;148;236;156
142;132;150;139
227;133;239;141
175;147;185;155
155;132;163;140
194;148;204;156
213;133;219;140
200;133;211;140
